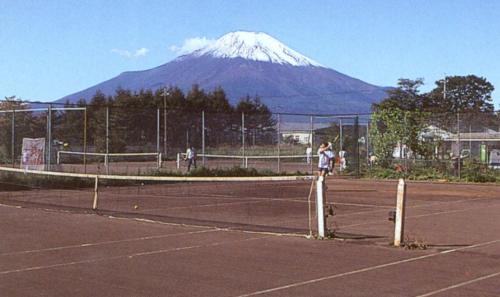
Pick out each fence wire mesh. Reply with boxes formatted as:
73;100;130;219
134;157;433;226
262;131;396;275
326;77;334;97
1;102;499;180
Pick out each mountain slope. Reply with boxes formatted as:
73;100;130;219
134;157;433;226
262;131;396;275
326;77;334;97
57;31;388;114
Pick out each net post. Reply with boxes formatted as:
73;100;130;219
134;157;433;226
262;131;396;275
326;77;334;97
92;176;99;210
316;176;326;238
394;178;407;246
158;153;162;169
176;153;180;169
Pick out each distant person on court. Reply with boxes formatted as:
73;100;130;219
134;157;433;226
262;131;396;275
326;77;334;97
184;145;197;171
339;149;347;171
306;144;312;164
317;142;334;180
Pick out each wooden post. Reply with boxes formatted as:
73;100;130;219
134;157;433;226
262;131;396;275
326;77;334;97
394;178;407;246
316;176;326;238
92;176;99;210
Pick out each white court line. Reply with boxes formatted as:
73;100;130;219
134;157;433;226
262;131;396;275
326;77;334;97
235;238;500;297
336;195;500;228
0;229;217;256
416;271;500;297
340;202;500;228
0;235;269;275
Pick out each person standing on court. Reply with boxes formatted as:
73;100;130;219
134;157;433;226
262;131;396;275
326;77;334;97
317;142;335;181
306;144;312;164
184;145;197;171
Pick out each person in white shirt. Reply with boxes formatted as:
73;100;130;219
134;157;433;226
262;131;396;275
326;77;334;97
339;149;347;171
317;142;334;179
306;144;312;164
184;145;197;171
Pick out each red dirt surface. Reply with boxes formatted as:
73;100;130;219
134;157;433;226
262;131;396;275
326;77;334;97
1;178;499;296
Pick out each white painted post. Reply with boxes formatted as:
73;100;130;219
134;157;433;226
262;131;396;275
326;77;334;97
176;153;180;169
92;176;99;210
158;153;162;169
394;178;407;246
316;177;325;238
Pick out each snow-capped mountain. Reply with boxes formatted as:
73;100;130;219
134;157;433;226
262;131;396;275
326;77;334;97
57;31;388;113
188;31;322;67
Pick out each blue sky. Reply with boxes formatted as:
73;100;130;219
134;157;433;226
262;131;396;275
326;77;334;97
1;0;499;108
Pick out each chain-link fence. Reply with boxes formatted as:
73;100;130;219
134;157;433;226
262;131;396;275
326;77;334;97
368;110;500;181
1;102;499;180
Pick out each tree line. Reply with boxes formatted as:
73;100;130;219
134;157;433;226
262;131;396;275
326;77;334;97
0;85;276;161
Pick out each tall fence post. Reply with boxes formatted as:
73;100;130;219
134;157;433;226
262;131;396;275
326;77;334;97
339;118;343;152
241;112;245;168
202;110;205;166
277;113;281;173
354;115;360;177
457;112;461;180
106;106;109;175
11;110;15;168
163;88;168;159
47;105;52;171
310;115;314;174
156;108;160;156
84;107;87;174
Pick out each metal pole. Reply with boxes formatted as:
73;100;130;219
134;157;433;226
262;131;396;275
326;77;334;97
457;112;461;180
47;105;52;171
163;88;168;158
156;108;160;154
84;107;87;173
11;110;15;168
277;113;281;173
106;106;109;155
354;115;360;177
106;106;109;175
242;112;245;167
366;122;370;167
202;110;205;166
469;124;472;161
310;115;314;174
339;118;343;152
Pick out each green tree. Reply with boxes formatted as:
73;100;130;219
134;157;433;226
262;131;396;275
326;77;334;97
373;78;425;112
425;75;496;129
370;80;433;166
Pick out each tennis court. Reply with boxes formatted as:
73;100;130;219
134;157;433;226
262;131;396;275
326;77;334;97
1;174;500;296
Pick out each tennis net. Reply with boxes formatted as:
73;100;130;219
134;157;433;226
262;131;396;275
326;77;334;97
0;166;315;235
56;151;162;175
177;153;315;173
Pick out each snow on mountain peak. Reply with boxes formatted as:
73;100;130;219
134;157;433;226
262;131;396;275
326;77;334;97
191;31;322;67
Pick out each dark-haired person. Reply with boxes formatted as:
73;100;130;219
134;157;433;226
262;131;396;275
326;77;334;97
317;142;334;181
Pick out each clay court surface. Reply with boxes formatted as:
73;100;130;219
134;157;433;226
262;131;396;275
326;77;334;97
1;178;499;296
